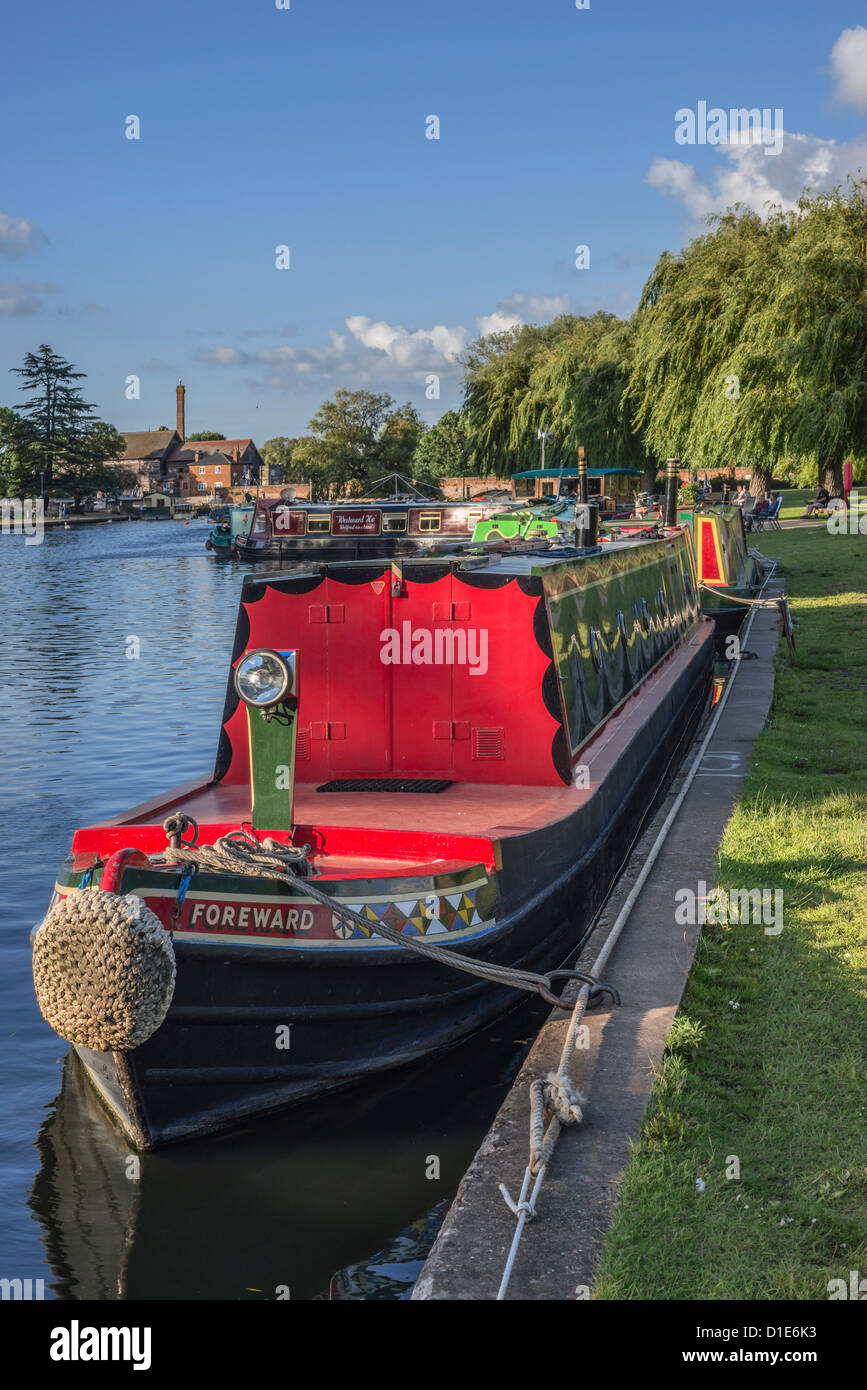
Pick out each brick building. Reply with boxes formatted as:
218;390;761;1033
110;383;263;497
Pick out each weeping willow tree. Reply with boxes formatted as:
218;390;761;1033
629;207;796;494
517;313;654;486
631;180;867;495
767;179;867;495
461;312;648;479
461;318;578;475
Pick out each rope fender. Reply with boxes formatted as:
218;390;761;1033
32;890;175;1051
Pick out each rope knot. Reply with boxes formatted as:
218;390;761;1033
543;1070;585;1126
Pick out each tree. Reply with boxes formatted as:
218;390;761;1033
307;389;394;492
629;209;796;495
629;182;867;496
187;431;226;441
261;436;301;481
765;179;867;494
378;402;425;476
462;321;577;475
289;436;330;500
519;313;655;485
4;346;132;507
11;345;98;495
53;422;130;509
412;410;469;483
0;407;42;496
303;389;431;493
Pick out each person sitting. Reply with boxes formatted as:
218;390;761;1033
732;484;749;507
765;493;783;529
744;492;768;531
804;485;830;517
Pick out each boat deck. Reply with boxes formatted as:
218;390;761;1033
70;625;713;877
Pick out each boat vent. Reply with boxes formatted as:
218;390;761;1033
472;727;505;760
296;727;310;760
315;779;453;793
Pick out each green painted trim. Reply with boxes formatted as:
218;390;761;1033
247;699;298;831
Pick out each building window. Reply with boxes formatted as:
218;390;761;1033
198;465;206;474
382;513;407;532
307;514;331;534
214;465;221;475
419;512;442;532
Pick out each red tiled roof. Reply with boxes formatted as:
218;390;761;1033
166;438;254;461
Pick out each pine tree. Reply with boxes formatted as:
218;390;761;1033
11;345;98;495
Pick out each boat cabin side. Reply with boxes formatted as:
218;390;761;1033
246;499;505;548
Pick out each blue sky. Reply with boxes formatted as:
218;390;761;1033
1;0;865;442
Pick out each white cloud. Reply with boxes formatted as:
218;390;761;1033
830;26;867;111
196;295;573;393
0;280;59;315
476;310;522;336
646;130;867;219
346;315;467;367
476;293;572;336
0;211;45;258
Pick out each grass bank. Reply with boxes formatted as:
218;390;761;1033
594;526;866;1300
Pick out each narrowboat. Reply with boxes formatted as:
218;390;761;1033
206;504;254;554
610;505;761;643
236;496;511;563
33;529;714;1149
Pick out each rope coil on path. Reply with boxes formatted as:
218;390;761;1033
33;890;175;1051
160;828;613;1011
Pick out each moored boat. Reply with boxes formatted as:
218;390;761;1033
237;495;512;564
611;503;761;644
32;527;714;1149
206;503;254;554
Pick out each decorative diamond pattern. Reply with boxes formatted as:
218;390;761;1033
330;886;484;940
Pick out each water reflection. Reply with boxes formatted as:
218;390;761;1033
30;1003;545;1300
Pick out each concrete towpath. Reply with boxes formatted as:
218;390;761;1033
413;568;786;1301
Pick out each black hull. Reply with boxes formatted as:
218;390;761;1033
75;629;714;1148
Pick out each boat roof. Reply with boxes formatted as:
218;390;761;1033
243;529;684;589
260;496;518;510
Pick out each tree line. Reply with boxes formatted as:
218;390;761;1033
4;180;865;504
264;181;867;499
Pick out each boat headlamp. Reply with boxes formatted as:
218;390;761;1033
234;649;295;708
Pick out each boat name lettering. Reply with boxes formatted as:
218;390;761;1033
187;901;315;933
331;510;382;536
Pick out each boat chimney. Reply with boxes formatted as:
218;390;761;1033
575;445;597;547
176;382;186;442
577;445;588;506
664;457;680;527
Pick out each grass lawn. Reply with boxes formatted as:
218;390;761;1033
776;488;811;519
594;526;866;1300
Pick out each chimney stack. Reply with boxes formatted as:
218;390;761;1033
176;381;185;442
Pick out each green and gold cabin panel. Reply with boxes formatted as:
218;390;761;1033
537;534;700;755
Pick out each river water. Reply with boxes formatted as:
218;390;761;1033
0;518;546;1300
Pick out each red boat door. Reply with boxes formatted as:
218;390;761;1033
389;574;456;776
313;574;393;777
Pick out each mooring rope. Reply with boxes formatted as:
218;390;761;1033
157;830;604;1010
495;561;781;1299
